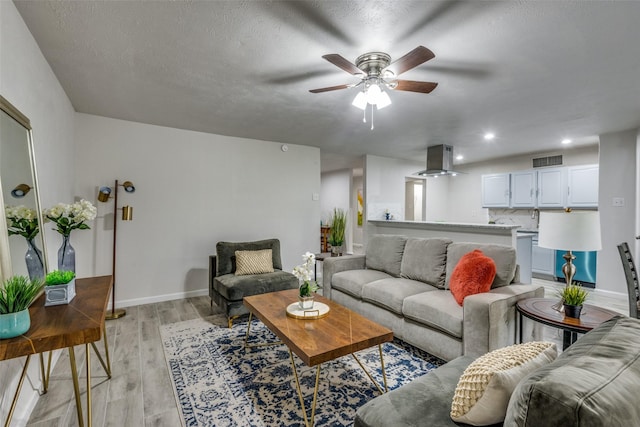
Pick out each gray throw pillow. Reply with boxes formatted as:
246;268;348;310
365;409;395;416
400;238;452;288
365;235;408;277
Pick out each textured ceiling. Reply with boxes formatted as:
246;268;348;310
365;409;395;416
13;1;640;172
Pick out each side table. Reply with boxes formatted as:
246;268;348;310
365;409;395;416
516;297;619;350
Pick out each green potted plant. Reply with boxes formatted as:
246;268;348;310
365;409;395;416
328;208;347;257
44;270;76;306
558;283;589;319
0;275;44;339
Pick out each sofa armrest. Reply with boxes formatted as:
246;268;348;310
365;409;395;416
322;255;366;299
463;284;544;358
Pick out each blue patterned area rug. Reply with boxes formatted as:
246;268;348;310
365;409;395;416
160;316;444;427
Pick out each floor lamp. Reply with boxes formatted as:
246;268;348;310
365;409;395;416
98;179;135;320
538;209;602;311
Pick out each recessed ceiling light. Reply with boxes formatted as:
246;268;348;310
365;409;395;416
561;139;572;145
456;154;463;160
484;132;495;141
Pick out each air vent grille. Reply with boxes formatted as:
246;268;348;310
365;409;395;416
532;155;563;168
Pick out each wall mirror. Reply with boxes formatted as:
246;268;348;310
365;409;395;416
0;95;48;282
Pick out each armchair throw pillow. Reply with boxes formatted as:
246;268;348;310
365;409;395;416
450;249;496;305
450;341;557;426
234;249;274;275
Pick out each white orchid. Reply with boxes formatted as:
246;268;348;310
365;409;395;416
292;251;320;297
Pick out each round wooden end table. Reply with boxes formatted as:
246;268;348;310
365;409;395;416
516;297;620;350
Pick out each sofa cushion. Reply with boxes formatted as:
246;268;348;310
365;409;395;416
400;238;452;289
331;269;393;299
354;356;501;427
403;291;463;338
365;235;407;277
451;341;557;426
216;239;283;275
234;249;274;275
450;250;497;306
505;315;640;427
362;278;438;315
445;243;516;289
213;270;297;301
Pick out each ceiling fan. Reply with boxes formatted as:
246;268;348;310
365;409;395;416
309;46;438;112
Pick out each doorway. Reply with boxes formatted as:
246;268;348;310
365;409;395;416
405;178;426;221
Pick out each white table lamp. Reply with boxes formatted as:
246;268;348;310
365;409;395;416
538;210;602;309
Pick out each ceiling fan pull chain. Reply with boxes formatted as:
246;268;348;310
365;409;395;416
362;107;366;123
370;105;375;130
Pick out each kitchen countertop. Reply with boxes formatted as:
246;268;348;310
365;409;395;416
369;220;521;231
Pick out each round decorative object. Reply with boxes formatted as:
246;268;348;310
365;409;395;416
0;308;31;339
564;304;583;319
286;302;330;320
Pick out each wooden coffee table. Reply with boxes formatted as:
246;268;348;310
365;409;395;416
516;297;620;350
243;289;393;427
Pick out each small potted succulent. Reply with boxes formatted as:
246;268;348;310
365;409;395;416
0;275;44;339
558;283;589;319
44;270;76;306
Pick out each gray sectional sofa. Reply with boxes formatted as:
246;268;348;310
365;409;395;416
323;235;544;361
355;315;640;427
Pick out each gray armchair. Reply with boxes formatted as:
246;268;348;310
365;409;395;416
209;238;298;327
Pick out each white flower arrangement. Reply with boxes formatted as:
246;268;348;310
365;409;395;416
44;199;97;237
5;205;39;240
292;251;320;297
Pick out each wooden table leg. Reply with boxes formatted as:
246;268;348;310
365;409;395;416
86;344;92;427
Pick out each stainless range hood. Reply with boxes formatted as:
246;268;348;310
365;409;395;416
416;144;463;177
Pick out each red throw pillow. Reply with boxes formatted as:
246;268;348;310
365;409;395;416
450;249;497;306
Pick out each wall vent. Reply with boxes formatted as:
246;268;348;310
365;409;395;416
532;155;563;168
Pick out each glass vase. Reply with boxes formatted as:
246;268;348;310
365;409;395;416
58;235;76;273
25;238;45;281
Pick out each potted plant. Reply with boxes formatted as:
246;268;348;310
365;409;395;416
558;283;589;319
292;252;320;309
0;275;44;339
328;208;347;257
44;270;76;306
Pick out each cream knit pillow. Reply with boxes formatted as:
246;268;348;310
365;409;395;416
234;249;274;275
450;341;557;426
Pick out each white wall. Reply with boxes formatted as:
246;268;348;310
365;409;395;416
365;154;424;222
597;129;637;295
74;113;320;306
0;1;76;423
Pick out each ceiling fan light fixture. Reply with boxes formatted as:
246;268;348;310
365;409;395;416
365;84;382;104
352;91;367;110
376;90;392;110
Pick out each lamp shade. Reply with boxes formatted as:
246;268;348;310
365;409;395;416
538;211;602;251
352;91;367;110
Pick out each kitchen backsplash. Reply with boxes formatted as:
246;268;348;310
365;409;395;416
488;208;540;230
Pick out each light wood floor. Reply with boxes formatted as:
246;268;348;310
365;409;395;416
25;279;628;426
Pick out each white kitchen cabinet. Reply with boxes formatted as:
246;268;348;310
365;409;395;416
511;170;537;208
481;173;510;207
537;167;566;208
567;164;598;207
532;237;556;278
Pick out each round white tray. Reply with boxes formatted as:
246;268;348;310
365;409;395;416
285;301;330;319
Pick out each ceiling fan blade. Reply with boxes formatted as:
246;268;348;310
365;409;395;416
392;80;438;93
309;84;352;93
322;54;363;76
384;46;435;76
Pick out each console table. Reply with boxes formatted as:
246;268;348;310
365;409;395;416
0;275;113;427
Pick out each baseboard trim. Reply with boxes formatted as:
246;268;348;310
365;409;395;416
113;288;209;309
